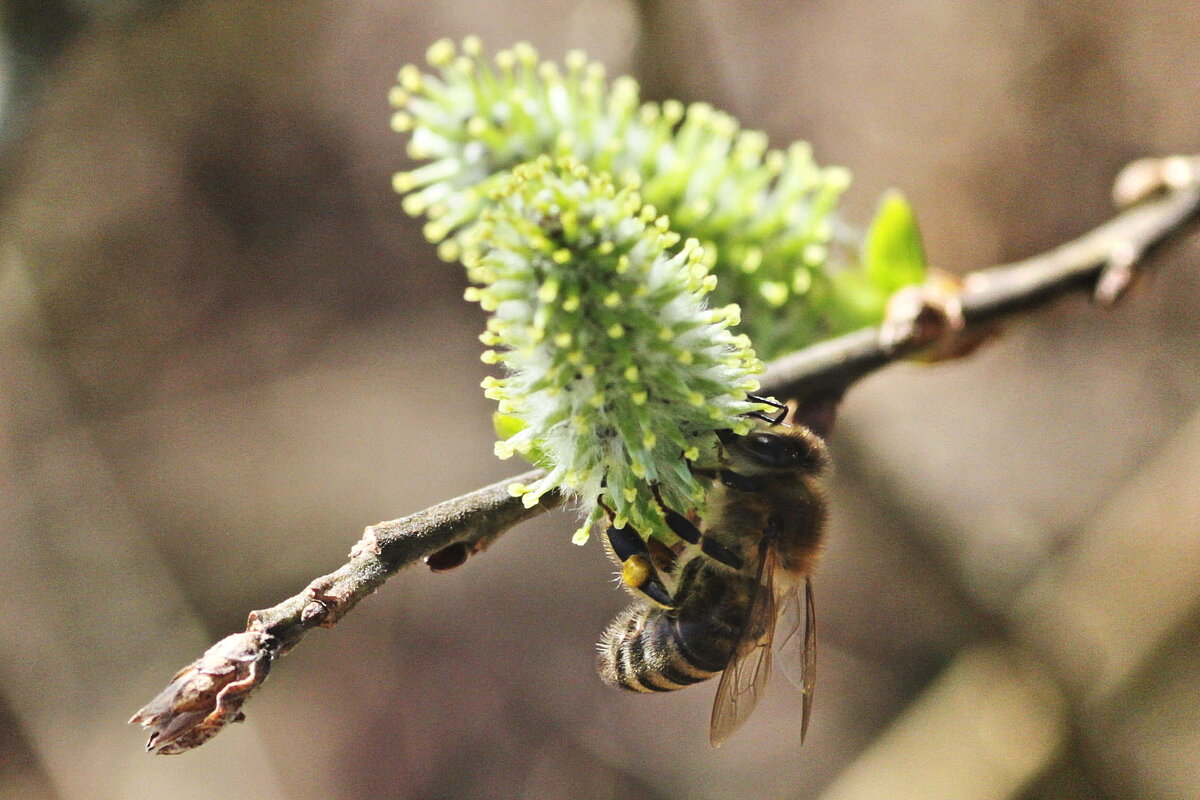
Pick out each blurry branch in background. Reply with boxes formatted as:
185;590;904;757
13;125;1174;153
132;154;1200;754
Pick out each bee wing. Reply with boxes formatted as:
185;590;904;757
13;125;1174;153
709;546;779;747
776;577;817;742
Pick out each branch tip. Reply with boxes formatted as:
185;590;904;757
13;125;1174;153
130;631;278;755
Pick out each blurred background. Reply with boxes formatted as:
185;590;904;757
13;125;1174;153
1;1;1198;798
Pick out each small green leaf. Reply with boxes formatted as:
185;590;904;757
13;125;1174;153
825;270;889;332
863;190;927;291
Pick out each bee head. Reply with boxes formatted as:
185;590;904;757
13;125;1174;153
723;424;829;477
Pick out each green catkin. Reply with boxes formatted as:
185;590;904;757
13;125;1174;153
464;158;762;543
392;38;889;359
392;38;927;544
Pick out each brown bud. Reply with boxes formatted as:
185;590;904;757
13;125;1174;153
130;630;278;754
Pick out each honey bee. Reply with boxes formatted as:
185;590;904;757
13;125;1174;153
597;418;829;746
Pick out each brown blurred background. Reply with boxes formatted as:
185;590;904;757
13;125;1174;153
1;2;1198;798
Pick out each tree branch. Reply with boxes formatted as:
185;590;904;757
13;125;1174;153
763;161;1200;401
131;155;1200;754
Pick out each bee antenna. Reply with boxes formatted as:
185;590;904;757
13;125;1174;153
746;394;788;426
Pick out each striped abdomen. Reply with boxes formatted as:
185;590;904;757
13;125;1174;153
598;558;754;692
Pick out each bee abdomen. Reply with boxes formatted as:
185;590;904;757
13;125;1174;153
597;603;735;693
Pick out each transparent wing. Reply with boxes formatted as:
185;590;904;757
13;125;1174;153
776;578;817;742
709;546;779;747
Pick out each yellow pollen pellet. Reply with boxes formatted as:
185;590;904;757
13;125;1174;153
621;555;651;590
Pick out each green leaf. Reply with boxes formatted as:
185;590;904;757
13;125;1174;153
825;270;889;332
863;190;927;291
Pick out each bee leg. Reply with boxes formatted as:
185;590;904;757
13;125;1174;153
695;536;741;570
650;484;744;571
649;484;700;545
605;523;675;608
